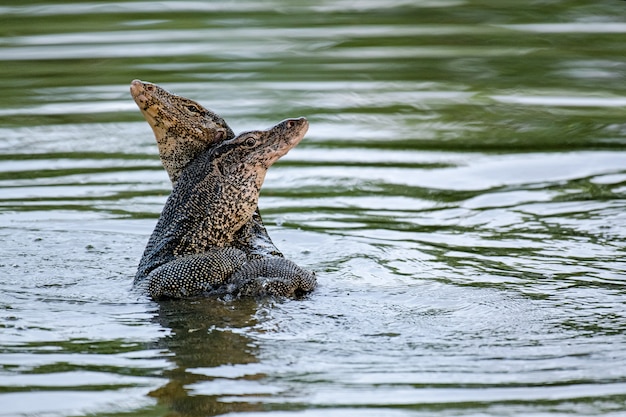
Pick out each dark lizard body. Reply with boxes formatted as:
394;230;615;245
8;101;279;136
132;102;316;299
130;80;281;260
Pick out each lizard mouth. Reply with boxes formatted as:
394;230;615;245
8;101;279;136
261;117;309;164
283;117;309;147
130;79;145;98
130;79;156;108
130;80;160;119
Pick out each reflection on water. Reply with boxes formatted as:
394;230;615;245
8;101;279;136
0;0;625;416
151;300;263;415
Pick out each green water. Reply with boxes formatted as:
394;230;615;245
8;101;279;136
1;1;625;416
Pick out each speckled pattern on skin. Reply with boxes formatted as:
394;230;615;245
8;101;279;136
130;80;283;260
139;248;247;299
133;117;317;299
130;79;234;184
228;258;317;298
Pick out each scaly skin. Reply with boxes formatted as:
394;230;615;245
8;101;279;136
228;258;317;298
130;79;234;184
130;80;282;259
134;118;316;299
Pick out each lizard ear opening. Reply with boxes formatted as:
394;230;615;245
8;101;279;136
215;130;226;141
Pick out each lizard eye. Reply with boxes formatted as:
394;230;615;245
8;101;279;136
244;137;256;147
185;105;201;113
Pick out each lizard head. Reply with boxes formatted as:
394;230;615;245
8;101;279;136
130;79;235;184
215;117;309;185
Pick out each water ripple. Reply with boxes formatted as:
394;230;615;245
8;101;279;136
1;1;625;416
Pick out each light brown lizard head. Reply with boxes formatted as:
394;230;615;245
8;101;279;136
130;79;235;184
216;117;309;190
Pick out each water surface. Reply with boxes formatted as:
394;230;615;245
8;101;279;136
1;1;625;416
